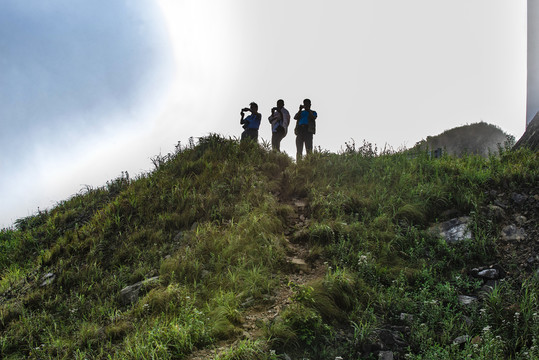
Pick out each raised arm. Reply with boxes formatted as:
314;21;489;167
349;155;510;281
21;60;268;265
294;104;303;120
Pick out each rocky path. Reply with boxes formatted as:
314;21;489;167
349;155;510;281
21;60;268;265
187;197;326;359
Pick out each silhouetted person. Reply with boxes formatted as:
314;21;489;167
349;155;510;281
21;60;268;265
240;102;261;142
268;99;290;151
294;98;317;160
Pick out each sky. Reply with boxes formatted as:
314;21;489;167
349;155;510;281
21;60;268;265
0;0;530;228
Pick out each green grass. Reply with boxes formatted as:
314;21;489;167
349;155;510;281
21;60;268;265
0;135;538;359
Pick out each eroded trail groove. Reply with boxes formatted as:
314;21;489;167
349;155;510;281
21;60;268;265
188;196;326;359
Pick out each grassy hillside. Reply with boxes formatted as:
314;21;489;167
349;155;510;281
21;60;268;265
1;135;538;359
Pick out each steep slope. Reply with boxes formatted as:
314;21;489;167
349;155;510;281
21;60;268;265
0;135;538;359
514;112;539;150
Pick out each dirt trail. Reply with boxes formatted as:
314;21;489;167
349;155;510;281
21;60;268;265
187;197;326;359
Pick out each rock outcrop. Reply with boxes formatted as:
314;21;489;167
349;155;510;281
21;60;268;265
514;112;539;150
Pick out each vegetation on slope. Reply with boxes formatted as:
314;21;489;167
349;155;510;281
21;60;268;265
414;121;513;157
0;135;538;359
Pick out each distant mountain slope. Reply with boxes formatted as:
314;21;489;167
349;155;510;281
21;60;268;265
415;122;512;156
514;112;539;150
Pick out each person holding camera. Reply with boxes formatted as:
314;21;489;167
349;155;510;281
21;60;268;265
293;98;317;160
240;102;262;143
268;99;290;151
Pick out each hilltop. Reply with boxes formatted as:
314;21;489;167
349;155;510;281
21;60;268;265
0;134;538;359
414;122;513;157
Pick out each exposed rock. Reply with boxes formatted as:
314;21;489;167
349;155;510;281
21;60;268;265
514;112;539;150
486;205;505;221
453;335;470;345
289;258;309;273
511;193;528;205
378;351;394;360
458;295;478;306
240;297;255;308
477;269;499;280
120;276;160;305
399;313;414;322
294;200;308;209
494;198;508;209
430;217;472;244
502;225;526;241
515;215;527;225
173;231;187;242
40;273;56;287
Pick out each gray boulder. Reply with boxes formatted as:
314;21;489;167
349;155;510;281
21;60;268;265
458;295;478;306
430;217;472;244
40;273;56;287
502;225;526;241
120;276;160;305
477;269;499;280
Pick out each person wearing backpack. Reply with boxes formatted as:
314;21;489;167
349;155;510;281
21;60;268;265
240;102;262;142
294;98;317;160
268;99;290;151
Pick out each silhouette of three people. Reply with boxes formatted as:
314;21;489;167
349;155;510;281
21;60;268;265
239;98;317;161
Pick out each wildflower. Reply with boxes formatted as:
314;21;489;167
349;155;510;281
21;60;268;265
358;255;369;266
482;325;491;333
